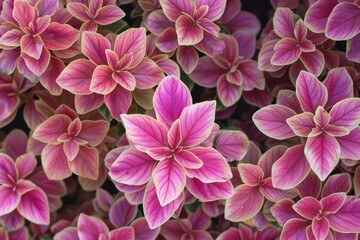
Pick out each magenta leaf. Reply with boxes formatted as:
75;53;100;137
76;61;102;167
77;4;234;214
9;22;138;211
109;196;137;227
326;2;360;40
0;153;17;185
293;197;321;220
176;15;203;45
312;217;330;240
56;59;94;95
110;148;156;186
323;68;354;108
304;0;338;33
271;38;301;65
273;7;295;38
215;130;249;160
238;164;263;186
159;0;195;22
272;144;310;189
217;75;242;107
286;112;315;137
81;31;110;65
78;214;109;240
336;127;360;160
90;65;117;95
109;227;135;240
296;71;328;113
186;178;233;201
121;114;168;152
153;159;186;206
280;219;309;240
225;184;264;221
327;197;360;233
0;186;20;215
299;50;325;77
18;187;49;225
176;45;199;74
305;133;340;181
253;105;297;140
322;173;351;198
329;98;360;131
271;199;301;226
143;181;184;229
179;101;216;147
104;85;132;122
15;153;36;179
131;217;160;240
174;150;203;169
153;75;192;128
41;22;78;51
41;144;72;180
185;147;232;183
114;28;146;68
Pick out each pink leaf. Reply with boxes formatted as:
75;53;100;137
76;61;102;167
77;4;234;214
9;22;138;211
215;130;249;160
186;178;233;201
329;98;360;131
75;94;104;114
131;58;165;89
326;2;360;40
153;75;192;127
271;199;301;226
305;134;340;181
54;227;78;240
95;5;125;25
297;171;322;198
273;7;295;38
159;0;195;22
109;227;135;240
0;153;17;185
18;187;49;225
2;129;27;160
66;2;91;21
299;50;325;76
0;50;19;75
238;164;263;186
114;28;146;69
312;217;330;240
33;115;70;144
90;65;117;95
109;148;156;186
156;27;178;53
260;178;298;202
258;40;284;72
153;159;186;206
143;181;184;229
39;56;64;95
56;59;95;95
327;197;360;233
293;197;321;219
176;46;199;74
323;68;354;108
109;196;137;227
238;59;265;91
322;173;351;198
280;219;309;240
286;112;315;137
271;38;301;65
68;145;99;180
217;75;242;107
190;56;223;88
321;192;346;214
225;184;264;221
36;0;59;16
81;31;110;65
41;23;78;51
179;101;216;148
196;0;226;21
77;120;109;146
252;105;297;140
304;0;338;33
272;144;310;189
131;217;160;240
13;0;36;28
22;47;51;76
347;33;360;63
296;71;328;113
0;186;20;215
146;10;174;35
336;127;360;160
176;15;203;45
121;114;168;152
112;71;136;91
41;144;71;180
174;150;203;169
20;35;43;60
104;85;132;121
78;214;109;240
185;147;232;183
15;153;36;179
